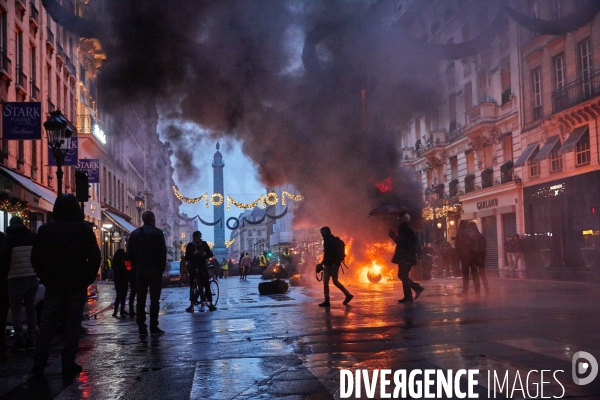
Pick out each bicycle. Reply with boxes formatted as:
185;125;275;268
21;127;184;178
192;275;219;306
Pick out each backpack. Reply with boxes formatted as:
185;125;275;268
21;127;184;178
333;236;346;263
468;230;487;260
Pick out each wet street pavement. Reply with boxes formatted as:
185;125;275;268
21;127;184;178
1;275;600;399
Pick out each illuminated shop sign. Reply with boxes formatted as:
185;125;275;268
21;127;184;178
92;118;106;144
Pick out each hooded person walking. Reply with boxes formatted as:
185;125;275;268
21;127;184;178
30;194;101;377
1;216;38;351
390;213;424;303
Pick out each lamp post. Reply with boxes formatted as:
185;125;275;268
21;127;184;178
135;193;144;225
44;111;73;196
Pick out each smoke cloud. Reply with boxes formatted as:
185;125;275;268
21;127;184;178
94;0;444;258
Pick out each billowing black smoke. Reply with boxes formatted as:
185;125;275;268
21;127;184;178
68;0;446;256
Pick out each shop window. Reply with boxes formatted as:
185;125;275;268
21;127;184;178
481;168;493;188
576;132;591;166
550;148;563;173
465;174;475;193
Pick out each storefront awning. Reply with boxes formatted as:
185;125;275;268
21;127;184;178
102;211;137;234
533;135;561;162
558;125;589;155
514;143;539;167
0;166;57;205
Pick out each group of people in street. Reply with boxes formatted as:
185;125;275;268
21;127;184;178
0;194;102;377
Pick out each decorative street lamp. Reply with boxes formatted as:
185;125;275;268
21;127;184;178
135;193;144;223
44;111;73;196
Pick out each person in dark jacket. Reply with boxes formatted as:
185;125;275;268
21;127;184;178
455;221;480;296
469;222;489;295
184;231;215;312
390;213;424;303
317;226;353;307
111;249;129;318
1;217;38;350
127;252;136;318
128;211;167;335
31;194;101;377
0;230;6;352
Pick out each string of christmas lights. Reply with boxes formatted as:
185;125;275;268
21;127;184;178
0;194;30;227
173;186;303;209
422;202;461;220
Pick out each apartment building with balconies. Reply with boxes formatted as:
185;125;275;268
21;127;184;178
398;0;523;270
515;0;600;274
0;0;82;232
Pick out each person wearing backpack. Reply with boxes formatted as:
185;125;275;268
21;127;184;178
455;221;481;296
317;226;353;307
390;213;424;303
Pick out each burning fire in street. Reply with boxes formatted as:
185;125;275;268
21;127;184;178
345;239;397;285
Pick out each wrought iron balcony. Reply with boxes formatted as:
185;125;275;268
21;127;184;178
56;43;64;64
46;27;54;49
15;65;27;93
0;51;11;79
29;2;39;29
552;70;600;114
30;80;39;101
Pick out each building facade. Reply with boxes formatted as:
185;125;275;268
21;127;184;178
398;0;600;277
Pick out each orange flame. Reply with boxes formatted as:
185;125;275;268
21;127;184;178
342;239;396;286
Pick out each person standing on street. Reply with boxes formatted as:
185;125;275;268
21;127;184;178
317;226;353;307
513;234;526;277
31;194;101;376
241;252;251;281
128;211;167;336
126;253;136;318
390;213;424;303
455;221;482;296
1;217;37;351
185;231;216;312
469;222;490;295
111;249;129;318
0;230;7;353
221;258;229;278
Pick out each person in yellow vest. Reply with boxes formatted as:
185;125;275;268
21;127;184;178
260;252;268;268
221;258;229;278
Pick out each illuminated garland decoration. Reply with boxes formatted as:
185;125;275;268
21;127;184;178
173;186;303;210
225;239;234;249
281;191;303;205
422;202;461;221
0;193;29;227
227;195;265;210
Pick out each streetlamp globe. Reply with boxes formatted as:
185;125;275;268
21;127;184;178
44;111;73;196
134;193;145;223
